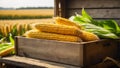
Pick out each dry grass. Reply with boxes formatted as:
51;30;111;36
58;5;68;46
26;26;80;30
0;9;54;16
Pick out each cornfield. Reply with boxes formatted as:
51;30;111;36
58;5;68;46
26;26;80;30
0;24;30;36
0;9;54;19
0;19;53;41
0;9;54;41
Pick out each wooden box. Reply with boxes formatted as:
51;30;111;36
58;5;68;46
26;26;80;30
15;0;120;67
15;36;118;67
54;0;120;25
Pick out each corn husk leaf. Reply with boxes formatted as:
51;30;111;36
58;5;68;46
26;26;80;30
69;8;119;39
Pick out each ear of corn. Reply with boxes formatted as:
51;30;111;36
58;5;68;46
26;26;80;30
4;25;9;36
0;46;14;57
32;23;82;36
25;30;82;42
1;26;4;36
54;17;83;29
0;24;32;36
79;30;100;41
17;24;22;36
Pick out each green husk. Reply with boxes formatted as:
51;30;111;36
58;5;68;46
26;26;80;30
0;33;15;56
69;8;120;39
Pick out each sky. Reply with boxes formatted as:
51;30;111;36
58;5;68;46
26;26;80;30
0;0;54;8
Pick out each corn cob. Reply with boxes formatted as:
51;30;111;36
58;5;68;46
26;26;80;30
25;30;82;42
79;30;100;42
7;25;11;33
5;25;9;36
32;23;82;36
0;46;14;57
17;24;22;35
3;25;7;36
27;24;32;30
0;26;2;33
24;24;28;31
1;26;4;36
9;24;13;32
54;17;83;29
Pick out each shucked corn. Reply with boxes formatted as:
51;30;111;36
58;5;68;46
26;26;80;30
32;23;82;36
54;17;83;29
25;30;82;42
79;30;100;41
54;17;99;42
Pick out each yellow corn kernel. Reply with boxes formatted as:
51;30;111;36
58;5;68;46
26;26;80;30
0;46;14;57
0;26;1;33
7;25;11;33
32;23;82;36
79;30;100;42
17;24;24;35
24;24;28;31
26;24;32;30
54;17;83;29
9;24;13;32
1;26;4;35
25;30;82;42
3;25;8;36
6;25;9;35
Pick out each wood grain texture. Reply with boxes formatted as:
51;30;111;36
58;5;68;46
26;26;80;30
0;56;80;68
84;40;118;67
54;0;60;17
16;36;83;66
0;63;2;68
67;0;120;8
67;9;120;18
15;37;119;67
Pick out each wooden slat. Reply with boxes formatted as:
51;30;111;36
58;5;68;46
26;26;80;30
67;9;120;18
67;0;120;8
0;63;2;68
16;36;83;66
54;0;60;17
84;40;118;67
59;0;66;17
88;61;117;68
0;56;80;68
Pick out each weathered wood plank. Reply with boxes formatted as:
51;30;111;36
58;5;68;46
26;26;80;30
16;36;83;66
54;0;60;17
0;56;79;68
84;40;118;67
0;63;2;68
67;0;120;8
67;9;120;18
60;0;66;17
15;36;119;67
88;61;117;68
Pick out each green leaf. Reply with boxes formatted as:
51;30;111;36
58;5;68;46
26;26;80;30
10;24;18;36
82;8;93;22
82;23;118;39
20;26;26;35
9;33;14;45
69;10;119;39
91;20;120;36
0;43;12;51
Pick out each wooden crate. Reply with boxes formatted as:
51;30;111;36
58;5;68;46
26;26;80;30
15;36;119;67
54;0;120;25
14;0;120;67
